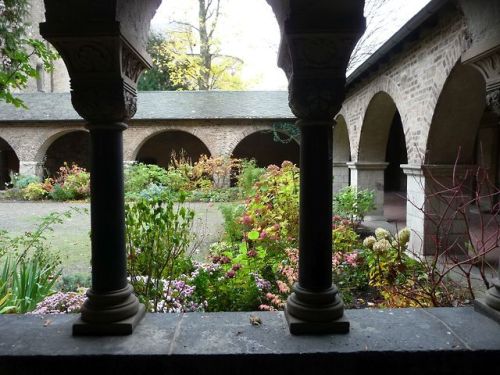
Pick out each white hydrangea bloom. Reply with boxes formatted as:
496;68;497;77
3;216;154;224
375;228;390;240
363;236;376;249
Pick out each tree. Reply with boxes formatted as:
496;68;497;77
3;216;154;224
0;0;58;107
347;0;389;74
140;0;246;91
138;33;187;91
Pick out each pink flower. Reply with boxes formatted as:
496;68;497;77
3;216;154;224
247;250;257;258
276;280;290;294
226;270;236;278
259;304;271;311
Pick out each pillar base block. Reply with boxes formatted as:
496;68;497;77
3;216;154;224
474;298;500;324
73;303;146;336
285;306;350;334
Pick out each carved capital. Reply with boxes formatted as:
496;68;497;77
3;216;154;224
469;51;500;84
273;0;365;121
486;88;500;116
39;1;155;124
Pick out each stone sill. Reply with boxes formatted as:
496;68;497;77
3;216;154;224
0;307;499;374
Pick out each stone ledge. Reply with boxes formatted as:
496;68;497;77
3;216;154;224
0;307;499;374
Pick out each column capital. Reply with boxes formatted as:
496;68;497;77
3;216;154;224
347;161;389;170
39;0;160;124
269;0;365;120
421;164;477;177
400;163;423;176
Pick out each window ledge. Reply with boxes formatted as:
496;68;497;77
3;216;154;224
0;307;499;374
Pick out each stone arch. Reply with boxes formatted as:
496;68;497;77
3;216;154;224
43;130;90;176
135;130;211;168
355;90;409;221
127;126;215;161
333;115;351;163
332;115;351;194
0;136;19;189
231;128;300;168
358;91;408;162
426;62;486;164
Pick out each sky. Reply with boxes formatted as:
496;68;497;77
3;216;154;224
150;0;432;90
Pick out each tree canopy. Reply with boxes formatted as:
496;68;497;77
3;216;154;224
139;0;246;91
0;0;58;107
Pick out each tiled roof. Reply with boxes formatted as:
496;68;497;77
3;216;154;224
0;91;295;122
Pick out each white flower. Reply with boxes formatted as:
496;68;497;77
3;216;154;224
363;236;376;249
375;228;390;240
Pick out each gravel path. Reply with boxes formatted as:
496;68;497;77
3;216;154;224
0;201;227;275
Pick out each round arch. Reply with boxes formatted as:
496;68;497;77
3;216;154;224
44;130;90;177
333;115;351;163
231;129;300;168
358;91;406;162
332;115;351;194
136;130;211;167
0;137;19;189
426;63;486;164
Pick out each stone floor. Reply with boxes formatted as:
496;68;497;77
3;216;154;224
0;308;498;374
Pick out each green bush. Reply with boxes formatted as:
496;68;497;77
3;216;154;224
49;183;75;201
125;192;195;311
219;204;245;242
22;182;47;200
237;159;265;197
58;273;91;292
63;171;90;199
333;186;376;227
10;173;40;189
0;210;77;314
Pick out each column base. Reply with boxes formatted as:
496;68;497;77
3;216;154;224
285;306;350;334
474;298;500;324
73;303;146;336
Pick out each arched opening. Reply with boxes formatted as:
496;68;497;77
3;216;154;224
425;62;497;258
332;115;351;194
358;91;407;224
426;63;486;165
0;137;19;189
44;131;90;177
136;130;211;168
231;130;299;168
384;111;408;192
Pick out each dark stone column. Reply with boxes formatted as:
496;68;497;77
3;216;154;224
267;0;366;334
464;35;500;322
40;0;160;335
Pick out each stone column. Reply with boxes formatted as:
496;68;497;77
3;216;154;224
332;162;350;196
267;0;365;334
465;46;500;323
347;161;388;220
401;164;426;255
18;161;44;178
40;0;160;335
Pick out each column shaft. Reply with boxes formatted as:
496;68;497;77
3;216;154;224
89;126;127;293
299;124;333;290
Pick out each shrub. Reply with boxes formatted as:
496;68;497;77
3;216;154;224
125;192;195;311
237;159;265;197
10;173;40;189
0;210;78;313
22;182;47;200
30;290;86;314
49;183;75;201
58;273;91;292
333;186;376;227
219;204;245;242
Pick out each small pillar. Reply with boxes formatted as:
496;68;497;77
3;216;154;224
464;43;500;322
347;161;388;220
332;162;350;196
19;161;44;178
267;0;366;334
40;0;160;335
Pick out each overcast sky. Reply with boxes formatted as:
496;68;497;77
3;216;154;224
150;0;431;90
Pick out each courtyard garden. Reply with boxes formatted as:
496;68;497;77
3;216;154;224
0;156;497;315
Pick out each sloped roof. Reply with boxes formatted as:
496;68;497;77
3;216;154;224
0;91;295;122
